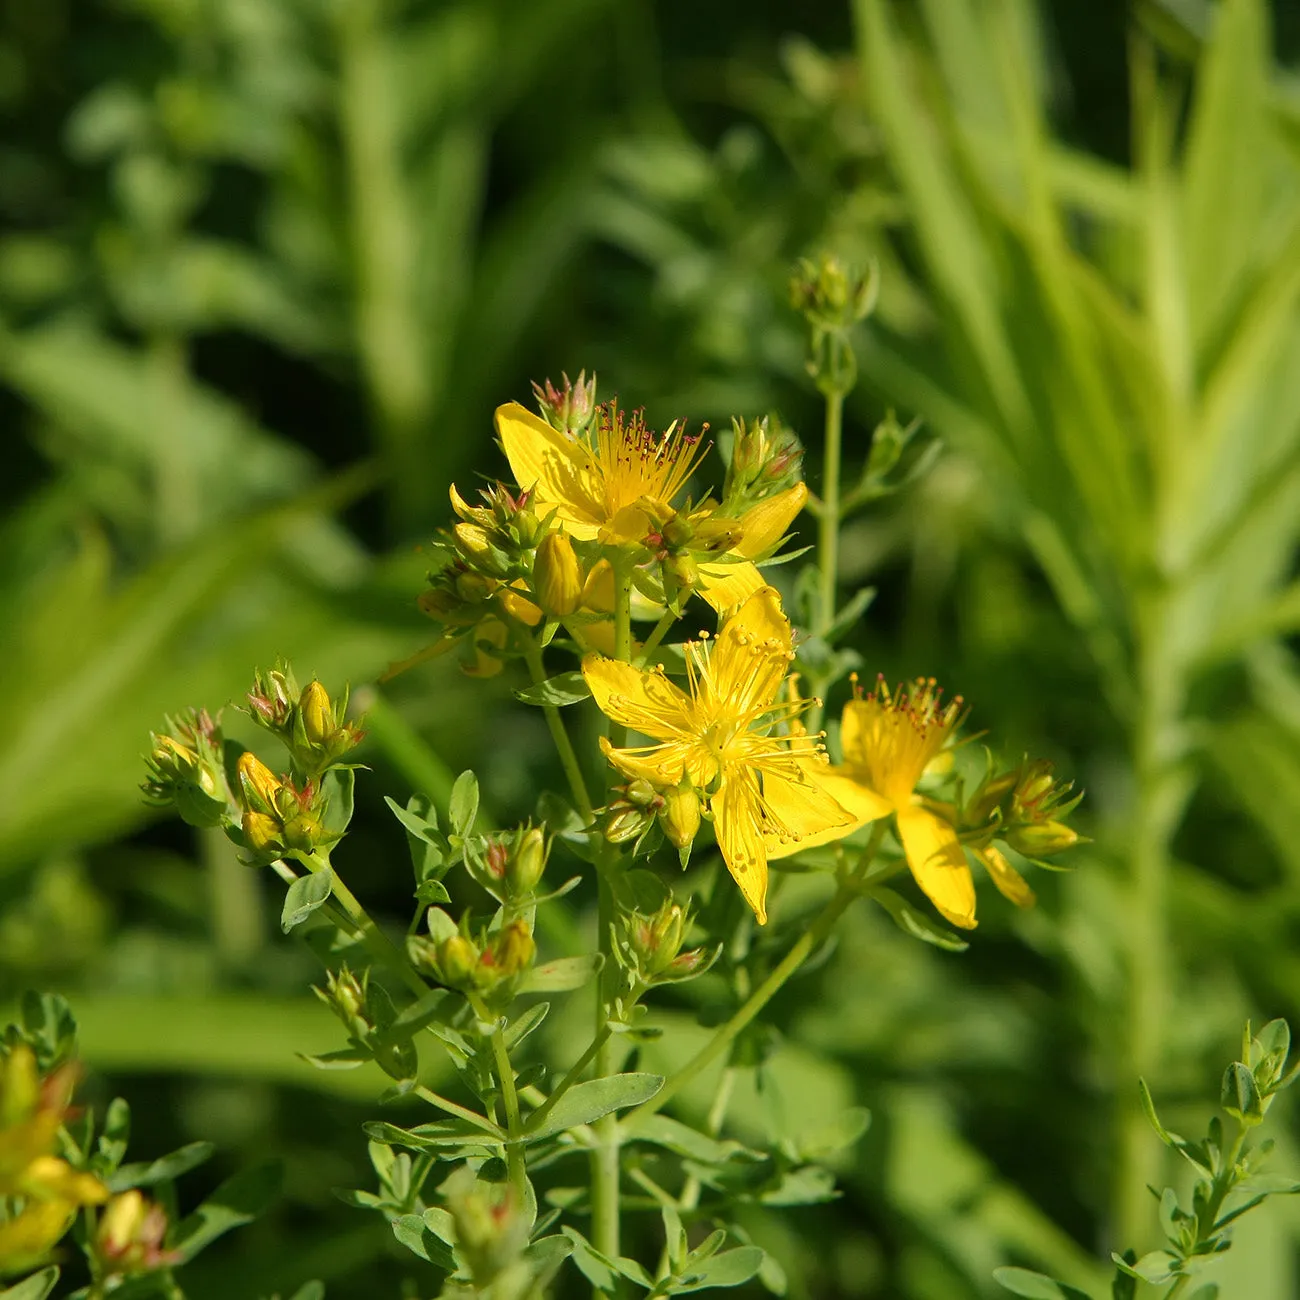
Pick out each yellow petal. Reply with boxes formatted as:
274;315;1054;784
581;655;695;741
895;805;977;930
696;558;766;612
764;763;893;860
975;844;1036;908
495;401;602;539
599;736;691;787
838;697;872;768
713;773;769;924
734;483;808;557
709;586;792;712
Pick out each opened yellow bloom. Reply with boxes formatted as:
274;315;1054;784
581;587;873;924
496;402;806;612
804;678;1034;930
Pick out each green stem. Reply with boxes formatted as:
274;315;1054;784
414;1084;504;1137
591;871;622;1267
523;1026;611;1135
523;639;594;823
300;851;429;1000
588;559;636;1272
817;385;845;635
637;609;676;666
489;1023;527;1197
624;827;883;1134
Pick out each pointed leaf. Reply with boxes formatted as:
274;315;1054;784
514;672;591;707
281;868;334;933
527;1073;663;1140
993;1267;1094;1300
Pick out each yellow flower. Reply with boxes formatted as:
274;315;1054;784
0;1047;108;1271
495;402;806;612
808;678;1033;930
581;587;877;924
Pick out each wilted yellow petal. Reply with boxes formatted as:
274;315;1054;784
733;483;808;557
895;805;976;929
582;656;695;742
495;401;602;539
713;773;768;924
974;844;1036;908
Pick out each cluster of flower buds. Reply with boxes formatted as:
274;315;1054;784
641;501;744;610
962;757;1084;860
95;1189;174;1276
410;917;537;1008
441;1167;532;1289
789;253;879;334
531;370;597;435
467;825;549;904
602;779;702;866
141;709;235;829
246;665;363;779
235;751;337;860
316;965;371;1042
615;900;717;988
723;415;805;510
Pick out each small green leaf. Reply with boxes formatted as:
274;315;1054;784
799;1106;871;1160
992;1267;1094;1300
673;1247;765;1292
392;1214;456;1271
520;955;603;993
1110;1251;1177;1285
505;1002;551;1049
560;1227;651;1293
1221;1060;1265;1123
449;770;480;836
281;868;334;932
317;768;354;838
285;1284;325;1300
415;879;451;905
822;586;877;645
623;1114;757;1166
107;1141;215;1192
385;794;440;842
170;1160;282;1262
527;1073;663;1140
514;672;591;707
0;1268;59;1300
868;887;970;951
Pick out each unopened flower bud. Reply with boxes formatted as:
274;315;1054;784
299;681;332;748
963;768;1018;830
604;807;653;844
497;584;543;627
509;827;548;894
534;532;583;617
96;1190;172;1275
236;752;284;816
626;901;690;980
438;935;479;988
663;552;698;591
660;785;701;854
532;370;597;434
321;966;368;1030
494;920;536;977
241;810;284;856
1006;820;1081;858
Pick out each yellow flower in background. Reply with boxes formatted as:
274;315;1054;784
810;677;1032;930
0;1046;108;1271
581;587;877;924
496;402;806;612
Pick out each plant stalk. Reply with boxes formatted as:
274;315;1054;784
523;639;594;823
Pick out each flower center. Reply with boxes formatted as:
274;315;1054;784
593;405;706;518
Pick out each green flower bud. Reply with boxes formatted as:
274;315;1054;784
659;785;701;854
1005;820;1081;857
508;826;548;894
437;935;479;988
493;920;536;978
531;370;597;434
236;751;284;816
241;810;284;856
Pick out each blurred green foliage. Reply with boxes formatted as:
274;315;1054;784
2;0;1300;1296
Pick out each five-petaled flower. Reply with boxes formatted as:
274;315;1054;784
496;401;806;612
814;677;1032;929
581;587;878;923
